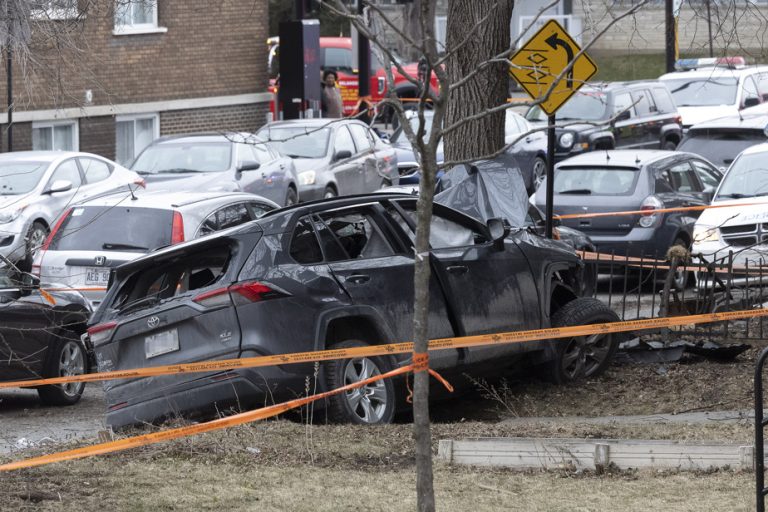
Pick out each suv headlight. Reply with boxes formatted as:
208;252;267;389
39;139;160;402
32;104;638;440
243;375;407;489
693;224;720;244
298;170;316;186
0;206;25;224
558;132;575;149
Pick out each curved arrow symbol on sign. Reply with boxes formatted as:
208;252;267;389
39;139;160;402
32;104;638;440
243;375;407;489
545;33;574;89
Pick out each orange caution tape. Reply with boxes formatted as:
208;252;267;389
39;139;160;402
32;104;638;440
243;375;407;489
2;307;767;391
412;352;429;373
555;201;768;221
0;362;452;472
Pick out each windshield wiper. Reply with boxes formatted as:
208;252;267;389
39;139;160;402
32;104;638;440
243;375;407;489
284;154;305;159
717;193;755;199
153;168;202;174
102;242;149;251
558;189;592;194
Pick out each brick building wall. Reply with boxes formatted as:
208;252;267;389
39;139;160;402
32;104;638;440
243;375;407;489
0;0;271;162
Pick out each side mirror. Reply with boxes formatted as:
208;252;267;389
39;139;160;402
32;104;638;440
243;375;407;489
45;180;73;194
333;150;352;162
743;97;761;109
487;217;510;249
237;160;261;172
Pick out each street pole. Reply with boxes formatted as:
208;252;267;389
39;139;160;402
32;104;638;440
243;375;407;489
357;0;370;100
6;44;11;152
545;114;556;239
706;0;713;58
665;0;675;73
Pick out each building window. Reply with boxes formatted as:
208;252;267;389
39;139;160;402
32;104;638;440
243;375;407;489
32;0;78;20
32;121;78;151
114;0;166;35
115;114;158;166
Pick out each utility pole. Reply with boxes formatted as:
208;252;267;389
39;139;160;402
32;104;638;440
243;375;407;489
5;2;12;152
665;0;675;73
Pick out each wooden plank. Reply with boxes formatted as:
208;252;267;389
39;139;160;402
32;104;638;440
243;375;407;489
437;438;764;471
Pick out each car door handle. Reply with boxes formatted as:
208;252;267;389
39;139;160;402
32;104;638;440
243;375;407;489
446;265;468;275
345;274;370;284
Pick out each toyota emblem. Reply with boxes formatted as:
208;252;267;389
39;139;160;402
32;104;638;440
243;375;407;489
147;316;160;329
94;256;106;266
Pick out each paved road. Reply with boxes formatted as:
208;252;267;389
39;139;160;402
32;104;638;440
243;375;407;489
0;384;106;455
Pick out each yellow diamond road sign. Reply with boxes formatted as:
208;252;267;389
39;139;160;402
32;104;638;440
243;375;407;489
510;20;598;116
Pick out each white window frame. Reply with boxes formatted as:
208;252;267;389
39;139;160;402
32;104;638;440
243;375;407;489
115;113;159;165
31;120;79;152
31;0;79;20
113;0;167;36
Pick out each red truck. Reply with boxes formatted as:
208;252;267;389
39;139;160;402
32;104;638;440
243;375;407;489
268;36;438;118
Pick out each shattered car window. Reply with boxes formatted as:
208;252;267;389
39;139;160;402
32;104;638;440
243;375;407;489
389;201;481;249
290;218;323;264
318;211;394;261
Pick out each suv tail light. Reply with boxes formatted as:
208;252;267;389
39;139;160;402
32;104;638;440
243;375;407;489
171;211;185;245
638;195;664;228
41;208;73;252
193;281;287;308
87;321;118;346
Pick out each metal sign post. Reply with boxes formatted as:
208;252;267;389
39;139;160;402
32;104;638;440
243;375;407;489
509;19;598;238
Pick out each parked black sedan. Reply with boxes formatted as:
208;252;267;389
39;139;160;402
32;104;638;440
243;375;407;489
88;193;618;430
0;267;92;405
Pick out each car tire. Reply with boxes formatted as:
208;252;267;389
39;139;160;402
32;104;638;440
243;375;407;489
532;156;547;190
21;221;49;272
323;186;337;199
324;339;396;425
547;297;619;384
37;330;87;406
663;139;677;151
285;186;298;206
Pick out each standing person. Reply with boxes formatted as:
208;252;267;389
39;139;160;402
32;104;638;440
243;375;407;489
321;70;343;118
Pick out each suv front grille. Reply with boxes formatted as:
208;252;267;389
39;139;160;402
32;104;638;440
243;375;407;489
720;223;768;247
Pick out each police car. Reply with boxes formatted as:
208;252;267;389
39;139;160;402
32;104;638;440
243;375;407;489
659;57;768;130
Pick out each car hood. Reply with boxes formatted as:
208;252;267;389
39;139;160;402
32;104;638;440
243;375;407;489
141;172;241;192
0;192;35;210
678;106;737;127
697;196;768;228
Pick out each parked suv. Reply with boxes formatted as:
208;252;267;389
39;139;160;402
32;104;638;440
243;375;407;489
525;81;683;161
534;150;723;287
88;193;618;430
33;190;278;307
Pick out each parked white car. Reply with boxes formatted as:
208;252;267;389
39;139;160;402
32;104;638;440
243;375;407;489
33;190;278;306
0;151;144;269
659;57;768;130
692;143;768;272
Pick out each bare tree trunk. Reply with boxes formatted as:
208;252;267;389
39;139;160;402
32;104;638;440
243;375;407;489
444;0;513;162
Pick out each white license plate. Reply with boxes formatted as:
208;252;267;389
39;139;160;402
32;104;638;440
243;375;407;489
145;329;179;359
85;267;110;286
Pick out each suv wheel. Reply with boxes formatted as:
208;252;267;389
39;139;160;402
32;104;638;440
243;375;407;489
38;330;87;406
532;157;547;190
285;186;298;206
21;221;49;271
547;298;619;383
324;339;396;424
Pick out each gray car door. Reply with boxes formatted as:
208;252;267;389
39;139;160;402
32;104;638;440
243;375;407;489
348;123;381;191
319;204;460;370
330;125;365;195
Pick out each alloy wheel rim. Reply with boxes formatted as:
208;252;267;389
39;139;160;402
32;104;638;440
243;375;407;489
343;357;387;423
533;159;546;188
57;341;85;397
562;333;612;379
28;227;47;256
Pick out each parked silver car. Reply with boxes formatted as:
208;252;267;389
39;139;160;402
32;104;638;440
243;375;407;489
256;119;398;201
33;190;278;306
0;151;143;269
130;133;300;206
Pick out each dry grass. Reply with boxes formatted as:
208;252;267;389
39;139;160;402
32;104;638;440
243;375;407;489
0;420;756;512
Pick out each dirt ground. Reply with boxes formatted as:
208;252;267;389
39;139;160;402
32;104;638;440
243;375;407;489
0;333;764;511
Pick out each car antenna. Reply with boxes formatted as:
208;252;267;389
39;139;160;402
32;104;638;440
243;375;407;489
605;151;610;162
128;184;138;201
635;154;641;164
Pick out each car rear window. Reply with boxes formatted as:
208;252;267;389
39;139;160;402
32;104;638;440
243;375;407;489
49;206;174;252
554;167;640;196
678;130;765;167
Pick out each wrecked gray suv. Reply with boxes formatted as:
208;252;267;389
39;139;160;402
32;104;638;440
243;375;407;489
88;193;618;429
